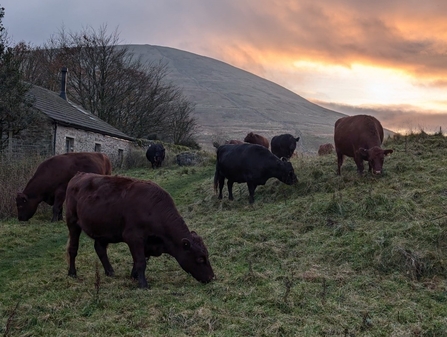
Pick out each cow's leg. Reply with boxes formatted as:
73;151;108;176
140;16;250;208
218;176;225;200
131;263;137;280
67;223;82;277
336;150;344;175
227;180;234;200
52;189;66;222
354;155;365;174
126;240;148;288
247;183;257;204
94;240;114;276
131;257;150;280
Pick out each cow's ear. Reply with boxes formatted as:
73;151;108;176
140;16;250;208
182;238;191;250
17;193;28;202
358;148;369;159
295;137;300;142
384;149;393;156
281;157;288;162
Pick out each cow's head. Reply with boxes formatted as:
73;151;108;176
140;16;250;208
175;231;215;284
288;137;300;157
359;146;393;175
280;160;298;185
16;192;39;221
244;132;256;142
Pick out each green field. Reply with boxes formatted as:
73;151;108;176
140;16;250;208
2;132;447;336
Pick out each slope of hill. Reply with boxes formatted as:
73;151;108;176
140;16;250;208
2;133;447;336
125;44;347;152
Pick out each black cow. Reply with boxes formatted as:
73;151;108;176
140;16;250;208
270;134;300;159
214;143;298;203
146;143;166;168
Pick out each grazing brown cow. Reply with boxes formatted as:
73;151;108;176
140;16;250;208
334;115;393;175
244;132;269;149
270;134;300;159
16;152;112;222
65;172;215;288
318;143;334;156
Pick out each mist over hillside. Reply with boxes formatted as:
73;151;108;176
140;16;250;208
125;44;348;152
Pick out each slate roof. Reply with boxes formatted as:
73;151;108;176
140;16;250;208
29;85;134;141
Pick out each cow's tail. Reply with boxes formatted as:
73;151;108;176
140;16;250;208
213;168;219;194
213;159;220;194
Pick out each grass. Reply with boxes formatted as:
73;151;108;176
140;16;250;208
2;132;447;336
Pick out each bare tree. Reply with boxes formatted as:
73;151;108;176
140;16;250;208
19;25;199;145
166;97;199;146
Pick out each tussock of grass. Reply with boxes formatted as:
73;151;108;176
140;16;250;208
2;132;447;335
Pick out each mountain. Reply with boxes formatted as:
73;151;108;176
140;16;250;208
125;44;347;152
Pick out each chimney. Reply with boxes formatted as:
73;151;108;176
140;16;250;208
60;67;68;100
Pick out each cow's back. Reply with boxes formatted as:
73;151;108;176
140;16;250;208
244;132;269;149
66;173;178;238
334;115;383;157
217;144;276;179
24;152;111;195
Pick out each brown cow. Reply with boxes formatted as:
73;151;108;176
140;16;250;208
318;143;334;156
65;172;215;288
16;152;112;222
334;115;393;175
244;132;269;149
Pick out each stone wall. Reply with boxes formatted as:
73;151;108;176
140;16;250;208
54;125;134;168
5;119;54;158
4;118;135;169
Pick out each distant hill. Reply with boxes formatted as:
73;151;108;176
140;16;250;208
125;44;347;152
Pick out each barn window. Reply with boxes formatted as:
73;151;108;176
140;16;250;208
65;137;74;153
94;143;101;152
118;149;124;167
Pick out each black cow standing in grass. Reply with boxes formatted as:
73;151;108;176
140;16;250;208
146;143;165;168
214;143;298;204
270;134;300;159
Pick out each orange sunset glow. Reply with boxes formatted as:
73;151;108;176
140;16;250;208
3;0;447;133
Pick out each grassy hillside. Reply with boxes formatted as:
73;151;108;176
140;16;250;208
125;44;347;152
1;132;447;336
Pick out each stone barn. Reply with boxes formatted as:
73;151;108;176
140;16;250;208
6;68;135;168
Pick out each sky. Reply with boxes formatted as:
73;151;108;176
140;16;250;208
2;0;447;134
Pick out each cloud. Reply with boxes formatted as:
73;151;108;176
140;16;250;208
314;100;447;134
3;0;447;108
161;1;447;83
4;0;447;82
